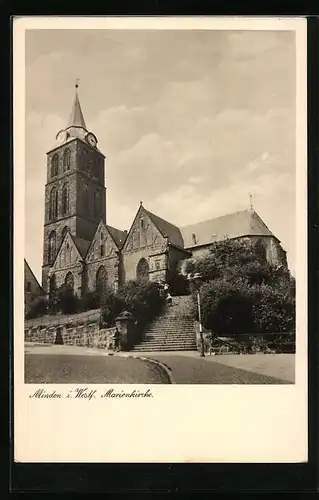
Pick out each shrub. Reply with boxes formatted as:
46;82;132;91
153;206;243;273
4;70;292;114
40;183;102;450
58;284;79;314
78;290;101;311
186;239;295;336
117;281;165;329
100;287;124;327
25;296;47;319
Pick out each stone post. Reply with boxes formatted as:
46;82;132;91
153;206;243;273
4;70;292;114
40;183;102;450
115;311;135;351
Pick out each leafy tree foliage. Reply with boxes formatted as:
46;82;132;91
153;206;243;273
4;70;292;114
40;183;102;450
117;280;165;329
184;238;295;334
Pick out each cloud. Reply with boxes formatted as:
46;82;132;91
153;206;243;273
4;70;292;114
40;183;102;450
24;29;296;280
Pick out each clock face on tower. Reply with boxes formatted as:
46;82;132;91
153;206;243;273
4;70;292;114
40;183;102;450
85;132;97;148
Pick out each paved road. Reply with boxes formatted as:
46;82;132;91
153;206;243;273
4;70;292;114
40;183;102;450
141;354;292;384
25;352;171;384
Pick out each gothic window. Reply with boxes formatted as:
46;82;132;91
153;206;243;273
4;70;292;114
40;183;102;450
100;244;105;257
96;265;107;297
61;183;69;215
49;188;58;220
51;154;59;177
49;274;56;299
136;258;149;284
64;271;74;291
155;260;161;271
48;231;57;264
63;148;71;171
62;226;68;240
133;229;140;249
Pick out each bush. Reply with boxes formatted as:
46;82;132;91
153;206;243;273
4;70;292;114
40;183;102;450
117;281;165;329
186;239;295;335
167;264;190;296
100;287;124;327
25;296;47;319
58;284;79;314
199;279;255;334
78;290;101;311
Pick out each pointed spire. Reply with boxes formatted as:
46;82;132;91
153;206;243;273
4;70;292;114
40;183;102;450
67;81;87;129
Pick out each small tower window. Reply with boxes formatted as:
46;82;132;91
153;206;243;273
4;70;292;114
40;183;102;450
26;281;31;292
61;183;69;215
63;148;71;171
49;188;58;220
48;230;57;264
192;233;197;245
51;154;59;177
100;244;105;257
140;219;144;229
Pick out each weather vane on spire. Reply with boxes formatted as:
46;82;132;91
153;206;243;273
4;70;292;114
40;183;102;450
75;78;80;89
249;192;253;210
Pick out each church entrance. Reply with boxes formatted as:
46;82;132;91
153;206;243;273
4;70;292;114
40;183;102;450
96;265;108;298
136;258;149;284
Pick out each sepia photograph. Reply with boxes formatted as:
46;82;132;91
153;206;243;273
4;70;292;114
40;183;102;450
13;16;307;464
22;26;299;386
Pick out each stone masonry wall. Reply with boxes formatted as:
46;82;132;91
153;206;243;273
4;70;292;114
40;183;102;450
25;321;116;349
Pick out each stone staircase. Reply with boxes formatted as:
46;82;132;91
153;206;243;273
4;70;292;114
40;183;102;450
131;295;197;352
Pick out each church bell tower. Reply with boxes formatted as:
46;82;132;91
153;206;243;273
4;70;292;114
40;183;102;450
41;83;106;292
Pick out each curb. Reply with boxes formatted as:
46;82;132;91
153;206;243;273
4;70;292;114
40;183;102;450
109;352;175;384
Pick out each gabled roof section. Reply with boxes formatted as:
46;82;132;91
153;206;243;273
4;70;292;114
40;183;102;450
106;225;127;249
180;209;276;249
143;208;185;248
24;259;45;293
72;236;91;258
67;89;86;129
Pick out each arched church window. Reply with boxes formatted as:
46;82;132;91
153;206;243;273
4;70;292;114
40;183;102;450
136;258;149;284
51;154;59;177
48;231;57;264
133;230;140;249
61;183;69;215
64;271;74;291
49;188;58;220
96;265;107;298
62;226;68;240
63;148;71;171
49;274;56;300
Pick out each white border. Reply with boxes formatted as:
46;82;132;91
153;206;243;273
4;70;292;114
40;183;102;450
14;16;307;463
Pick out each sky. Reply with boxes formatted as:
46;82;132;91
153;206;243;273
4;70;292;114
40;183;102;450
25;29;296;282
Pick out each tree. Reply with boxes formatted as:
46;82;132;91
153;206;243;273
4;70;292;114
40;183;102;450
117;280;165;329
184;239;295;335
100;287;124;327
25;296;48;319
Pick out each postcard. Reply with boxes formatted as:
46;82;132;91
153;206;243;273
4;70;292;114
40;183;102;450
14;16;307;463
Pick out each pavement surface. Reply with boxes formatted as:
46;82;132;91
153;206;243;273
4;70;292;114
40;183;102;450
133;352;295;384
25;346;170;384
24;344;294;384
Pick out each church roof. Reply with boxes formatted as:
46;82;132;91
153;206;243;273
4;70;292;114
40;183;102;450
144;209;185;248
106;225;127;249
72;236;91;258
180;209;276;249
67;90;87;130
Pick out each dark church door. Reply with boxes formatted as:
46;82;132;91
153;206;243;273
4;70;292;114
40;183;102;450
136;258;149;284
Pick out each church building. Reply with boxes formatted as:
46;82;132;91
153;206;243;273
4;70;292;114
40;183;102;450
26;86;288;302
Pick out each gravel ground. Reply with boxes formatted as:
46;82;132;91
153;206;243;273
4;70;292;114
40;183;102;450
143;354;292;384
25;353;171;384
